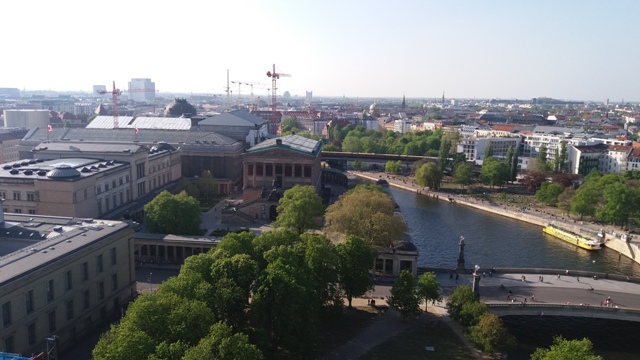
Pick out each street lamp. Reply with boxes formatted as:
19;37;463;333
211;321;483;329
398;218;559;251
148;272;153;292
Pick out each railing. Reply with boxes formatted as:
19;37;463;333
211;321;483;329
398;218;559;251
486;303;640;315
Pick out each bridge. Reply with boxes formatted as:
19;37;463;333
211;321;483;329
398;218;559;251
431;270;640;322
320;151;437;171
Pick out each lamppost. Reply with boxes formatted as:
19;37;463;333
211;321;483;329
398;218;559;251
456;236;466;274
148;272;153;292
472;264;481;297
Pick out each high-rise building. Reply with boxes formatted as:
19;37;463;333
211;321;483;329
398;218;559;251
305;91;313;102
127;78;156;102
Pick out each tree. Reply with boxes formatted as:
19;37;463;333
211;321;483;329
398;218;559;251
459;301;488;327
336;235;376;308
521;171;547;191
469;313;516;355
536;182;565;206
182;322;262;360
527;158;548;174
280;116;303;134
570;183;599;220
177;177;200;199
552;147;560;173
598;182;635;228
324;186;407;246
387;270;421;318
197;170;218;204
480;158;509;187
446;285;477;323
453;162;473;188
537;144;548;164
531;336;603;360
438;138;452;171
351;159;365;170
417;272;441;311
415;162;442;189
511;145;519;181
144;190;202;235
342;135;363;152
272;185;324;234
483;141;494;159
298;233;342;308
385;160;402;174
506;146;515;182
552;173;578;187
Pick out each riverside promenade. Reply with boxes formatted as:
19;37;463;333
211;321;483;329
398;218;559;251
350;171;640;267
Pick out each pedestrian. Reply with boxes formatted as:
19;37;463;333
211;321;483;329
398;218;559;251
532;294;535;301
507;294;511;300
577;277;580;282
541;276;544;282
557;274;561;280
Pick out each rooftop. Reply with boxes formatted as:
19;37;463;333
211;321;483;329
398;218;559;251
0;214;131;287
198;110;268;127
86;116;192;130
245;134;322;156
0;157;127;181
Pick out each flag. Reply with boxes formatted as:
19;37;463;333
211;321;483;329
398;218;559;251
47;124;52;132
135;128;139;134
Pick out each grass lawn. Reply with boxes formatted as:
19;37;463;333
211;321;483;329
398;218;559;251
360;320;477;360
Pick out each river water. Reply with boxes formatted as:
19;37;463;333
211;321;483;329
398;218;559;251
388;187;640;276
388;186;640;359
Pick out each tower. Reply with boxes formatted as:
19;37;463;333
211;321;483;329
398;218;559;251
401;94;406;110
442;92;445;106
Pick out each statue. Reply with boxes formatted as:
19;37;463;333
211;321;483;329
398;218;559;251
456;236;465;274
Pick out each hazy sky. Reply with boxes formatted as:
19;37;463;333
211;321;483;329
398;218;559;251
3;0;639;101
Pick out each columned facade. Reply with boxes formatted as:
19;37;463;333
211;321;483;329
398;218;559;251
133;234;220;266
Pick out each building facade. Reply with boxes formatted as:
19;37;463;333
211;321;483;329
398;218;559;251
127;79;156;102
0;213;135;356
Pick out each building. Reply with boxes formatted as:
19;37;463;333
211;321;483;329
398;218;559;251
3;142;181;219
567;144;608;175
457;137;521;165
127;79;156;102
3;110;49;128
0;128;28;164
239;135;322;220
197;110;270;147
0;212;135;356
164;98;196;118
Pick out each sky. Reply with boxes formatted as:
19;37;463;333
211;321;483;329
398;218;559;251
2;0;639;101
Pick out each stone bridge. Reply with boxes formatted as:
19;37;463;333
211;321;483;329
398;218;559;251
321;151;437;171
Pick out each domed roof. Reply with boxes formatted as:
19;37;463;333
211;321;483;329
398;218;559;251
164;98;197;118
47;164;81;179
369;101;378;111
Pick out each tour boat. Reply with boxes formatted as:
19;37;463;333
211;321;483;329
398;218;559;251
543;225;603;251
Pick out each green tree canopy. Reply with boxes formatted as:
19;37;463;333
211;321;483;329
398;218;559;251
387;270;421;318
272;185;324;234
197;170;218;203
144;190;202;235
280;116;303;134
416;162;442;189
483;141;494;159
453;162;473;188
531;336;603;360
385;160;403;173
480;157;509;187
336;235;377;308
417;272;442;311
446;285;477;323
469;313;516;355
536;182;565;206
324;186;407;246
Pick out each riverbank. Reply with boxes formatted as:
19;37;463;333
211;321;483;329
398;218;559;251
351;171;640;267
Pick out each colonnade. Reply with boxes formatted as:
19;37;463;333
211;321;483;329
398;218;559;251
135;243;215;265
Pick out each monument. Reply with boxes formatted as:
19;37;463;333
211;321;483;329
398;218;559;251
472;264;481;297
456;236;466;274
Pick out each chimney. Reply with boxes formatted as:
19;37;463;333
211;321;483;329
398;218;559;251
276;138;282;146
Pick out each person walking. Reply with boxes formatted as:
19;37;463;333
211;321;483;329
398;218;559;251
532;294;535;301
557;274;561;280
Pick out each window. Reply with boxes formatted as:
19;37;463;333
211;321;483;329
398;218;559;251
25;290;34;314
28;322;36;345
111;274;118;291
28;209;36;215
248;164;253;176
65;270;72;291
13;192;20;200
119;177;123;185
97;199;102;214
304;165;312;178
82;262;89;281
110;247;117;265
48;310;56;333
66;300;74;320
136;163;146;179
0;191;5;199
112;180;116;188
2;301;11;326
96;255;103;273
96;185;102;194
98;282;105;300
27;192;36;201
47;279;54;302
83;290;90;309
14;209;21;214
105;183;109;191
4;335;14;354
125;175;130;183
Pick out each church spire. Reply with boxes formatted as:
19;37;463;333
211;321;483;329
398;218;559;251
442;91;445;105
401;94;406;109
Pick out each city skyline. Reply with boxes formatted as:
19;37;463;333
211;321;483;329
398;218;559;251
3;0;639;101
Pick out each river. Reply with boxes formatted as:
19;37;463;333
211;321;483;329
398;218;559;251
388;186;640;359
388;186;640;276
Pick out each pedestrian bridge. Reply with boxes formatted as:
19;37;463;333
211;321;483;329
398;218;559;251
486;303;640;322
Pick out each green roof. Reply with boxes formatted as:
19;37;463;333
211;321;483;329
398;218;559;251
246;135;322;156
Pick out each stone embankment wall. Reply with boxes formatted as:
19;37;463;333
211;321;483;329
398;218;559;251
352;172;640;267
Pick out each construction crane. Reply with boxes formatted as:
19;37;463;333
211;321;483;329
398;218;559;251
266;64;291;134
230;80;244;108
244;82;266;107
96;81;122;128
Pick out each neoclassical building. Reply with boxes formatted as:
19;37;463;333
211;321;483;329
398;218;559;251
0;212;135;356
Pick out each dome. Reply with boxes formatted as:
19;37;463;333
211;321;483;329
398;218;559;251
47;164;81;179
369;101;378;111
164;98;197;118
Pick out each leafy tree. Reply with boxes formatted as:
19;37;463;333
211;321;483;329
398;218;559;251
531;336;603;360
552;173;578;187
480;158;509;187
351;159;365;170
557;186;576;212
177;177;200;199
511;146;519;181
387;270;421;318
536;182;565;206
537;144;548;167
336;235;376;308
459;301;488;327
453;162;473;188
342;134;363;152
570;183;599;220
446;285;477;323
280;116;303;134
213;231;256;259
483;141;493;159
416;162;442;189
93;326;156;360
272;185;324;234
182;322;262;360
298;233;342;308
417;272;441;311
198;170;218;203
385;160;402;174
438;138;452;171
598;182;636;228
324;186;407;246
623;170;640;180
322;144;341;151
144;190;202;235
527;158;548;174
451;152;468;170
469;313;516;355
506;146;515;182
521;171;547;191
